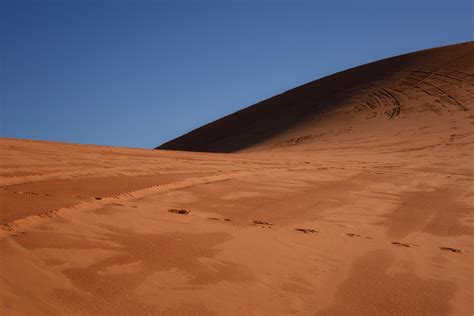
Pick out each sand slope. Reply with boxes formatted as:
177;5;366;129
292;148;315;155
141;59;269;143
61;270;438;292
158;42;474;154
1;43;473;315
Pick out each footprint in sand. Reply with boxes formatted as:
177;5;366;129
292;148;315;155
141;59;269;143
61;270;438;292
391;241;418;248
253;220;273;226
168;208;191;215
439;246;462;253
108;203;124;207
295;228;318;234
346;233;372;239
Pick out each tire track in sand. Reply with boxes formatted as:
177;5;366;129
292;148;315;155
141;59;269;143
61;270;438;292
0;167;295;236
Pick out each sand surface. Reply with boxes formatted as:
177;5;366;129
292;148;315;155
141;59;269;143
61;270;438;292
1;43;473;315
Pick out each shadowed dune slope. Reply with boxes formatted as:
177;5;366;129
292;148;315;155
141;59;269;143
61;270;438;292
157;42;474;153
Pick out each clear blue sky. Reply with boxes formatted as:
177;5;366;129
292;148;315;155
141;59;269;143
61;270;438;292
1;1;472;148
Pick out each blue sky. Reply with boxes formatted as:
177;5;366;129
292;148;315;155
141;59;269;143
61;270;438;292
1;0;472;148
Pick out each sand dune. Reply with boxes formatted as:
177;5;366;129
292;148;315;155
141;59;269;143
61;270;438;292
1;43;473;315
158;42;474;154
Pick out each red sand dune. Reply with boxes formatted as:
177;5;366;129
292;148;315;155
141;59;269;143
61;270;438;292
1;42;473;315
158;42;474;154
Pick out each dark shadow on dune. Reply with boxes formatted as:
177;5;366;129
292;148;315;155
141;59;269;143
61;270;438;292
156;42;472;153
